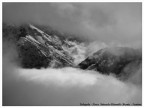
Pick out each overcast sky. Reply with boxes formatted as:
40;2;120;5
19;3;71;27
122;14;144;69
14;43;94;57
3;2;142;45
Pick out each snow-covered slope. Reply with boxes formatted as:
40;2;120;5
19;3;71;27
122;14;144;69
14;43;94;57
62;40;86;65
18;24;85;68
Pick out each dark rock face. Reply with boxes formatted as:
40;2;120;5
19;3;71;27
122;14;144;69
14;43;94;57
78;47;142;78
17;41;51;68
3;23;76;69
16;24;75;68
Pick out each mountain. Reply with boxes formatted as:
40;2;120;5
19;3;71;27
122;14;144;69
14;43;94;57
3;23;86;68
78;47;142;80
3;23;142;80
18;24;77;68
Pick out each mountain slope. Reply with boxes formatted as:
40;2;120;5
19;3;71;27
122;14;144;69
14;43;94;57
78;47;142;80
17;24;78;68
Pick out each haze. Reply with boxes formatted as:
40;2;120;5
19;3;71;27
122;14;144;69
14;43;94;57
3;3;142;45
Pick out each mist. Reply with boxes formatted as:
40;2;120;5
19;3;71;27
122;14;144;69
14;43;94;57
3;3;142;45
3;40;142;106
3;62;142;106
2;2;142;106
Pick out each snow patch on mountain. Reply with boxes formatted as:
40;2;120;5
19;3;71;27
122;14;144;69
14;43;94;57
62;40;87;65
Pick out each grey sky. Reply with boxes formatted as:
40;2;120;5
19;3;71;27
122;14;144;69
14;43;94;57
3;3;142;44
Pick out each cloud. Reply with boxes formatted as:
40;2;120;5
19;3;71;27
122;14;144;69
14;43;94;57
16;67;97;87
3;66;142;105
3;38;142;105
2;3;142;105
3;3;142;44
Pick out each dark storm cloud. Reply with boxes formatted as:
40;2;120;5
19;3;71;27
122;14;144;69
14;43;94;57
3;2;142;44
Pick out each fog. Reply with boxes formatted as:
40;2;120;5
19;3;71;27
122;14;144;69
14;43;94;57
2;2;142;106
3;65;142;106
3;3;142;44
3;42;142;106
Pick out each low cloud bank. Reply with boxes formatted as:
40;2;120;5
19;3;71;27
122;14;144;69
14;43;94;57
3;39;142;106
3;65;142;105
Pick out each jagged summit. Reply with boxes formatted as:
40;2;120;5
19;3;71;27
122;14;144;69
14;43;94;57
3;23;87;68
17;24;77;68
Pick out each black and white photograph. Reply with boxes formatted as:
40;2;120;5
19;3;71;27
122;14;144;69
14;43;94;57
2;2;142;106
